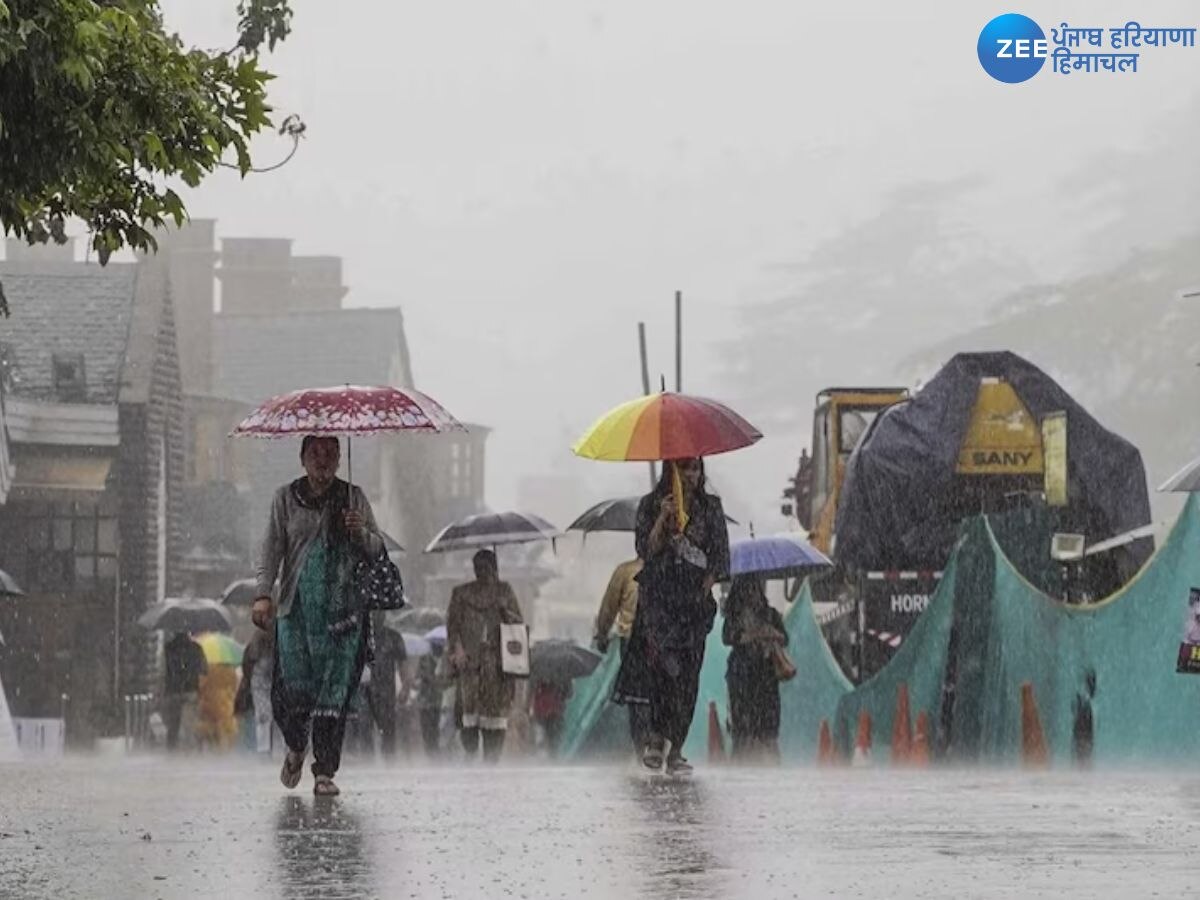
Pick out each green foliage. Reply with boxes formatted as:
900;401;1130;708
0;0;295;314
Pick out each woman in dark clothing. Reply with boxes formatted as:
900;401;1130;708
613;458;730;775
723;575;788;761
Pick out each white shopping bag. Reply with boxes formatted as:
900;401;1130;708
500;623;530;677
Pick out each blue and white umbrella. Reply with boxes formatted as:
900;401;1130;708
728;534;832;581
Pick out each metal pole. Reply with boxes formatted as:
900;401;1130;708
637;323;657;488
113;558;121;706
674;290;682;393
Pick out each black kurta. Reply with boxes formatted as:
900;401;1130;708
613;487;729;754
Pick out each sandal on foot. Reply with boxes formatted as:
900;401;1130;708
314;775;340;797
280;751;305;790
641;741;665;771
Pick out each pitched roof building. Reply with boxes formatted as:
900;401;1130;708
0;243;184;741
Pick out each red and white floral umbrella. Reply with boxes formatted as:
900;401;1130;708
231;384;465;494
231;385;463;438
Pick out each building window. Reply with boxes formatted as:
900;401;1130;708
51;353;86;402
15;499;119;592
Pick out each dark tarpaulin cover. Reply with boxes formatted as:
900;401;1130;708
834;351;1153;572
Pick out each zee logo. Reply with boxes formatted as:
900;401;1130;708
995;38;1049;58
978;13;1048;82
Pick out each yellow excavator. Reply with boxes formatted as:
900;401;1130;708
786;379;1058;558
783;374;1079;681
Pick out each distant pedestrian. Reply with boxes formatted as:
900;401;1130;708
530;677;572;756
446;550;524;762
163;631;207;751
723;574;787;761
417;642;447;757
593;558;649;749
252;435;385;796
614;459;729;775
234;627;275;755
366;617;406;758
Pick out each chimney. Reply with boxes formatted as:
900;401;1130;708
142;220;219;395
290;256;348;311
217;237;294;316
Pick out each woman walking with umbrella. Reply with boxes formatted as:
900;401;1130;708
573;391;758;774
252;435;384;796
235;383;463;793
614;459;729;775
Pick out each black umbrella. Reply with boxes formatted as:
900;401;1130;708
220;577;258;606
424;511;561;553
138;597;232;633
0;568;25;597
530;639;602;682
567;496;739;535
385;606;445;633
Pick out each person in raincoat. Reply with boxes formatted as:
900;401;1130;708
196;663;239;749
593;557;649;749
446;549;523;762
614;458;729;775
722;574;787;761
252;435;384;796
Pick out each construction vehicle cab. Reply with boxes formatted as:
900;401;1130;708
792;387;909;554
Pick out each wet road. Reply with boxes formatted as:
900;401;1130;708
2;756;1199;899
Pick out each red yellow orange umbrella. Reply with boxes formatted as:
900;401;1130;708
572;391;761;462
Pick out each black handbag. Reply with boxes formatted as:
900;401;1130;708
353;547;406;612
328;547;406;637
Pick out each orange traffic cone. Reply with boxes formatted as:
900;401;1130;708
911;711;931;767
817;719;835;765
707;701;726;762
1020;682;1049;767
891;683;912;765
852;710;872;767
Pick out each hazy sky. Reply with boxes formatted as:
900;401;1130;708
160;0;1200;532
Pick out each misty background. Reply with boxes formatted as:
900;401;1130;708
152;0;1200;536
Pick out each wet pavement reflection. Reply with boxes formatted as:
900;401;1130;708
3;756;1200;898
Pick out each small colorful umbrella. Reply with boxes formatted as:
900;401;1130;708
230;384;464;495
572;391;761;463
424;511;561;554
194;632;244;666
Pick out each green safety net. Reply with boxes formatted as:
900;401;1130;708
778;582;855;760
832;551;960;759
949;493;1200;762
565;498;1200;764
560;616;731;761
561;584;856;762
833;494;1200;763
